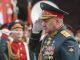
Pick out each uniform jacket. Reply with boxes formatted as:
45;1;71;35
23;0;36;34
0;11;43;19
0;35;30;60
29;26;79;60
7;41;30;60
0;33;10;60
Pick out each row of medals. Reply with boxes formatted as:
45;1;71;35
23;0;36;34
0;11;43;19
38;33;56;60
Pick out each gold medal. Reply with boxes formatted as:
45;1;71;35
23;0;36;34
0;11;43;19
38;52;42;60
47;40;51;45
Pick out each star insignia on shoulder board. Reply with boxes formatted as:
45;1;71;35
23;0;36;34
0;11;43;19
68;47;74;52
40;4;44;8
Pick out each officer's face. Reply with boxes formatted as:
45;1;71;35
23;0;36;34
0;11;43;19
11;28;23;41
42;17;57;33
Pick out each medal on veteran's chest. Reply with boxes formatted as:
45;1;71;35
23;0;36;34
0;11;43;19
43;45;55;60
38;51;42;60
47;37;52;45
38;36;55;60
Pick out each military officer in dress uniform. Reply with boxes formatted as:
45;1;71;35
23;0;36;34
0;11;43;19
8;19;30;60
29;1;79;60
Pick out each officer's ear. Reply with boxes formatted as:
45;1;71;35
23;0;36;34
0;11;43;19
56;18;63;23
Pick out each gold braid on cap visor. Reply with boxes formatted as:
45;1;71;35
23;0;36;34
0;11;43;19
39;10;57;20
11;23;23;29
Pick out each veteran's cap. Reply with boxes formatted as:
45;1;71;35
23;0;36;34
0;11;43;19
31;1;69;23
39;1;69;20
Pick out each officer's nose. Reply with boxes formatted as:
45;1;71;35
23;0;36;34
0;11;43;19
42;21;46;27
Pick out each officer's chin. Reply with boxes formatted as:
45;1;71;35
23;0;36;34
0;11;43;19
44;30;49;33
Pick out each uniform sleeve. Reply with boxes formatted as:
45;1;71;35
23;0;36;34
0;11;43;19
60;38;79;60
0;37;8;60
0;37;7;53
0;53;8;60
29;31;42;52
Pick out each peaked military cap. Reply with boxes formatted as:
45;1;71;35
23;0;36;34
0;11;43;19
8;19;24;30
40;2;69;15
39;1;69;20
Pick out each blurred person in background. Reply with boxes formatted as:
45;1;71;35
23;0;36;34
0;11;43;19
8;19;30;60
75;26;80;60
66;24;74;36
75;26;80;44
23;21;31;44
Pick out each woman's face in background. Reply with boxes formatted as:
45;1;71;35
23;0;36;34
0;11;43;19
10;28;23;41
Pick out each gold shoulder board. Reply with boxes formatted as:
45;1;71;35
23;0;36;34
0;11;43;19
61;30;71;37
